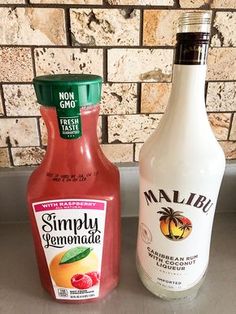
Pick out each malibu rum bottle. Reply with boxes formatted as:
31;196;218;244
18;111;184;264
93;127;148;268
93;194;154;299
136;12;225;300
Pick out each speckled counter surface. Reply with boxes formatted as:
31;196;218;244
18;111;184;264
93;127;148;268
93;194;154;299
0;215;236;314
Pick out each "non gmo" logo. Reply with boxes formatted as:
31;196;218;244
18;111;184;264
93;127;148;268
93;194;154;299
59;92;76;108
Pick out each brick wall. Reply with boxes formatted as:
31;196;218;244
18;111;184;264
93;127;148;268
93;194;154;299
0;0;235;167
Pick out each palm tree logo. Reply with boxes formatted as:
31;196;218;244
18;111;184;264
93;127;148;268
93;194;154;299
179;221;192;238
157;207;192;241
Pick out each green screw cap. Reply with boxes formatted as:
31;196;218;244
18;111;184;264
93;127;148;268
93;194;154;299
33;74;102;107
33;74;102;140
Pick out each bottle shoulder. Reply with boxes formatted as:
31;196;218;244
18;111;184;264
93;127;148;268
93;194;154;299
139;137;225;180
27;160;119;202
140;120;225;161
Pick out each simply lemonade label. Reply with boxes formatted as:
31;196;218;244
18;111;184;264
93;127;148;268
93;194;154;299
33;199;107;300
137;180;216;291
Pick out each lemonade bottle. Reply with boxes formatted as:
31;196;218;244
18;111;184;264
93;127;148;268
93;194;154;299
27;74;120;303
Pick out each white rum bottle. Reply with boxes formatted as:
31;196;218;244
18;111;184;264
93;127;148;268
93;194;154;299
136;12;225;300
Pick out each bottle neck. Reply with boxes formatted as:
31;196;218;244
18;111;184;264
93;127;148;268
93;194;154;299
171;64;206;105
41;105;100;169
155;63;211;151
149;17;215;148
169;31;209;108
159;63;208;142
174;32;209;65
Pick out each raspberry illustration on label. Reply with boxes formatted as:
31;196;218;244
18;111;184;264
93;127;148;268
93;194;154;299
71;274;93;290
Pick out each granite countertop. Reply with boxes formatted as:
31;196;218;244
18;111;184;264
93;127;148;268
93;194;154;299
0;215;236;314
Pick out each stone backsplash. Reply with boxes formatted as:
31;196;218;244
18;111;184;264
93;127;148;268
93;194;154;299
0;0;235;166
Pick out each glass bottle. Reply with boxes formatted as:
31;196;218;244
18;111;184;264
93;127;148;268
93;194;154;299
136;12;225;300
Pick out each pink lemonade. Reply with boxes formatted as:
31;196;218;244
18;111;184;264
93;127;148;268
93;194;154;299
27;75;120;303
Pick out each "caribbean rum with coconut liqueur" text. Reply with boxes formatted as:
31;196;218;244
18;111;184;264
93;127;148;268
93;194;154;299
136;12;225;300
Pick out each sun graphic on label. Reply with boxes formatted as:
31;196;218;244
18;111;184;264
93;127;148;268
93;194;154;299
157;207;192;241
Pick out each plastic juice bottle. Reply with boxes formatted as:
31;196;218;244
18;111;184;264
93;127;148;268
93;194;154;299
27;74;120;303
136;12;225;300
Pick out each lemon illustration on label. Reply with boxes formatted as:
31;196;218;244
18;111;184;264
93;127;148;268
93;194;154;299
50;247;99;288
157;207;192;241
